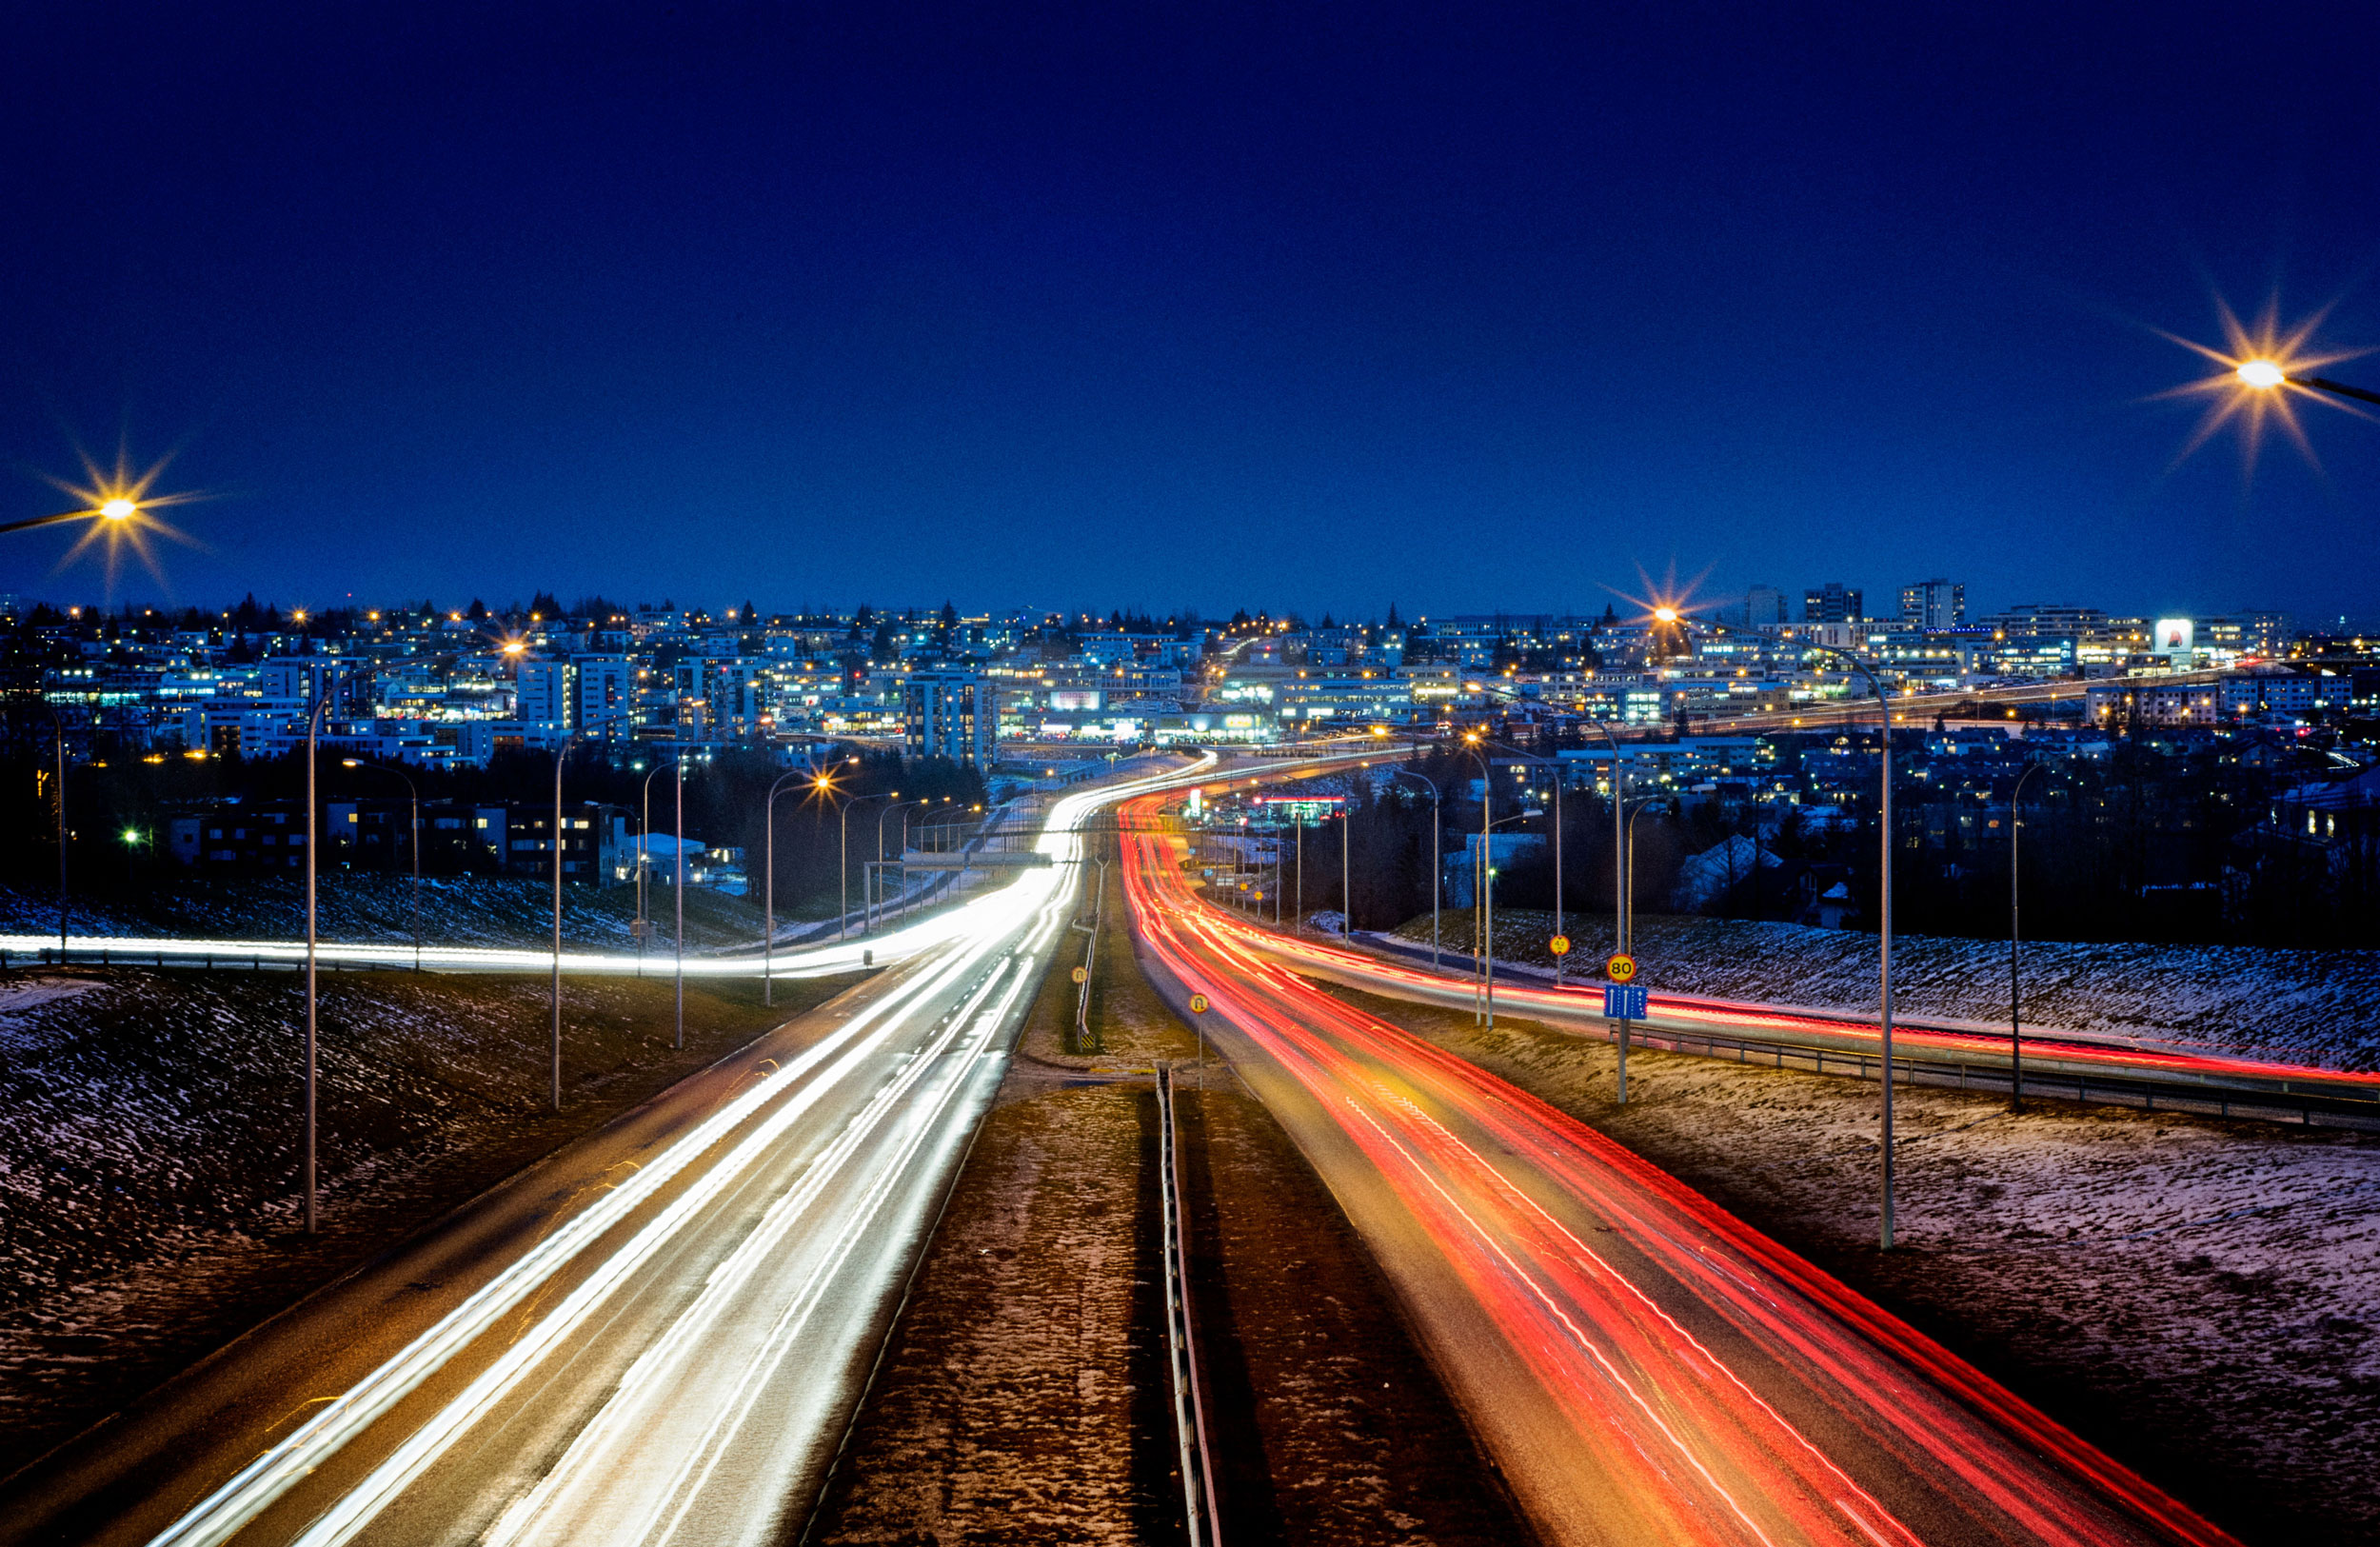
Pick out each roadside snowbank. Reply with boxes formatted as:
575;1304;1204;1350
1395;910;2380;1071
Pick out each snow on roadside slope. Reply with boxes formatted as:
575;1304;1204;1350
1394;909;2380;1071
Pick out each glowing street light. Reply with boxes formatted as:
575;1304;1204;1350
2234;354;2380;406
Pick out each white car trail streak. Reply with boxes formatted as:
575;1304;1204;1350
135;753;1243;1547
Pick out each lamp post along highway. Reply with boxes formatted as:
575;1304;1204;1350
550;738;576;1110
674;756;685;1050
14;696;70;961
874;799;923;932
303;663;375;1236
2010;762;2047;1113
840;790;893;941
636;760;680;976
1385;765;1441;967
340;759;421;969
1668;607;1899;1250
761;770;812;1007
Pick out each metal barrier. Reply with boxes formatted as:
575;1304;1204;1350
1156;1063;1221;1546
1597;1019;2380;1132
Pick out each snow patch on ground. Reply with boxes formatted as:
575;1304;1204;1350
1394;909;2380;1071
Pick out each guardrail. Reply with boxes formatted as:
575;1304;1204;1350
1255;932;2380;1134
1597;1017;2380;1131
1156;1062;1221;1547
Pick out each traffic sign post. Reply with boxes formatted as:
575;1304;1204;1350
1187;993;1210;1082
1604;977;1645;1105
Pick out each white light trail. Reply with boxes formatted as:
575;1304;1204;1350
139;752;1252;1547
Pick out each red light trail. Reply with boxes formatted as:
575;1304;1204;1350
1120;791;2243;1547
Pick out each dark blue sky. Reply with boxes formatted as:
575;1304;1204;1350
4;2;2375;624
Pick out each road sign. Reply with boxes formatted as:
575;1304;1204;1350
1070;965;1088;984
1548;934;1571;956
1603;983;1648;1020
1606;952;1638;983
1189;993;1209;1014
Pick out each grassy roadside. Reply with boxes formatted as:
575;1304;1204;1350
0;964;862;1457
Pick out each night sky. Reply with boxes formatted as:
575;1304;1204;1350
3;2;2375;625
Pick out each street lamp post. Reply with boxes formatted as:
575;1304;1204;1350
840;791;892;941
761;769;809;1008
896;799;952;923
637;761;678;975
14;697;69;961
2010;762;2047;1113
1676;610;1899;1250
549;738;576;1110
302;664;375;1236
674;756;686;1049
1616;795;1663;1105
340;759;421;969
1339;799;1350;940
874;799;923;933
1384;766;1441;968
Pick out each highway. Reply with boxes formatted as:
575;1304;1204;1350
0;757;1217;1547
1121;791;2244;1547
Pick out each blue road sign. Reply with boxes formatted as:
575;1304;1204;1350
1603;984;1647;1020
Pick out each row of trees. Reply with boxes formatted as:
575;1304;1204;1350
0;717;985;922
1199;734;2380;950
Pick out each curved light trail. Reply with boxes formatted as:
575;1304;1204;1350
1120;790;2244;1547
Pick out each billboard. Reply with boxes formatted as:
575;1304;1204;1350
2154;618;2194;660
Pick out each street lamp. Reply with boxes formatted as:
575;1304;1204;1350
1616;794;1664;1105
839;791;894;941
874;798;924;933
2238;358;2380;406
1383;765;1442;968
636;760;679;975
12;696;70;961
673;756;686;1049
340;758;421;970
303;663;377;1236
1675;612;1900;1250
2009;761;2048;1113
761;769;811;1008
549;738;578;1109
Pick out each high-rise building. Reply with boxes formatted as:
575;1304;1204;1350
905;669;995;768
518;655;635;738
1744;585;1789;626
1802;583;1863;625
1898;578;1966;630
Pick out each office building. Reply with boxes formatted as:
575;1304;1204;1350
1803;583;1863;625
1898;578;1966;630
906;668;996;768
